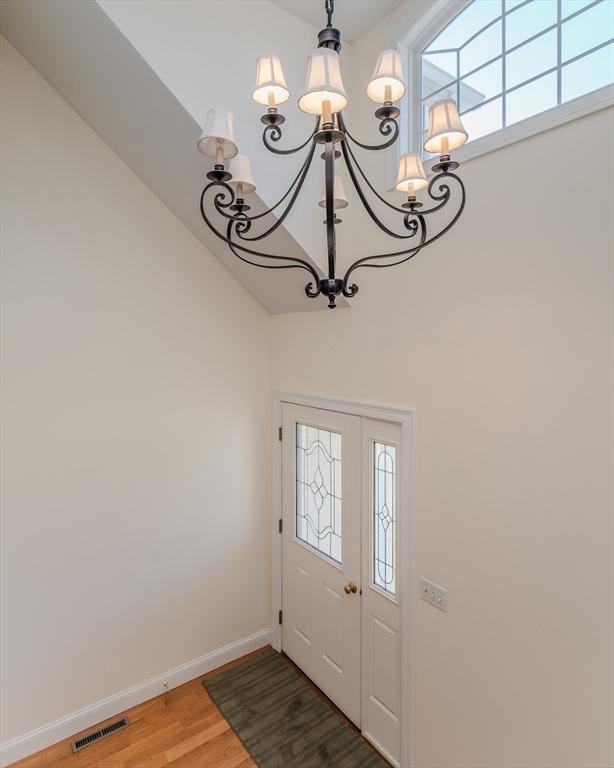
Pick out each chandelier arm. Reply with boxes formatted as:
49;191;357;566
354;250;424;270
225;223;312;272
341;245;426;299
341;139;422;239
343;139;418;216
226;221;322;299
226;230;321;299
369;176;464;254
342;248;428;299
341;175;465;286
339;113;399;151
419;173;466;244
199;184;321;283
263;117;320;156
211;144;316;225
342;214;427;285
414;172;455;215
233;142;317;242
344;136;456;218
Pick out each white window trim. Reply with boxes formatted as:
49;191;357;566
387;0;614;188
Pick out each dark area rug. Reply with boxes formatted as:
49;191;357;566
203;647;388;768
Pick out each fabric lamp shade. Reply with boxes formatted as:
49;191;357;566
229;154;256;195
395;153;428;193
298;48;347;115
197;107;238;159
319;174;349;209
423;99;468;154
252;55;290;106
367;49;406;103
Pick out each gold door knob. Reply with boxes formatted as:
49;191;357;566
344;580;358;595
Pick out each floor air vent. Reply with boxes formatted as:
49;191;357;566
71;717;129;752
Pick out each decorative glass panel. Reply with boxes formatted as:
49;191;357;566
296;424;342;563
373;442;396;596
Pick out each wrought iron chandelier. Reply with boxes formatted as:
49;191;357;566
197;0;468;309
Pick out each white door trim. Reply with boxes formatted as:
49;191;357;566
272;391;415;768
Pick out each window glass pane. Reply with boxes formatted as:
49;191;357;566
506;71;557;124
562;0;597;19
562;1;614;63
505;28;557;88
420;0;614;154
506;0;557;50
373;443;396;596
460;19;502;75
426;0;502;52
422;51;457;98
460;59;502;111
461;97;503;141
296;423;342;563
562;42;614;101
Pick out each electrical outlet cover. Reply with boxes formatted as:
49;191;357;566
420;577;447;612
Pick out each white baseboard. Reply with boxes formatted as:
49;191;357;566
0;627;271;767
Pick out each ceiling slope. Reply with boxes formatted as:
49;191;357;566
0;0;347;313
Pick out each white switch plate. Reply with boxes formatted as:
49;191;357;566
420;577;447;612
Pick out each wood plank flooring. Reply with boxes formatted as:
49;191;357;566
9;646;387;768
9;649;265;768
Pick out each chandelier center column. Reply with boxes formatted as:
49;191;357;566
324;140;338;307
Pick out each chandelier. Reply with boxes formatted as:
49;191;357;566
197;0;467;309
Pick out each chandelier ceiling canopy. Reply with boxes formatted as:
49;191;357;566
197;0;468;309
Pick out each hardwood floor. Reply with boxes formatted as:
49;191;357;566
9;650;266;768
10;646;388;768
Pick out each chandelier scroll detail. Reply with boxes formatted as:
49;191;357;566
197;0;468;309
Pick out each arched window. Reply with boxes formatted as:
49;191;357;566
413;0;614;160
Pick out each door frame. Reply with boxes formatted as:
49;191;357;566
272;391;415;768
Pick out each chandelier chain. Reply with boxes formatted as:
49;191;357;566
325;0;334;27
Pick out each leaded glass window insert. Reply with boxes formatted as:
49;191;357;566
296;423;342;563
373;442;396;596
420;0;614;157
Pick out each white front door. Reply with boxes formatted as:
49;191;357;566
280;402;404;766
281;403;362;725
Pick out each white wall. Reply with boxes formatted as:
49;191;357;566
272;5;614;767
272;105;614;768
0;37;272;743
